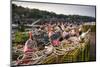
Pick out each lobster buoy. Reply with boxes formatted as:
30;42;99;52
23;32;37;53
52;40;60;46
44;45;53;55
78;28;91;41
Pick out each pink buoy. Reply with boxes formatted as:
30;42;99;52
52;40;60;46
23;31;37;53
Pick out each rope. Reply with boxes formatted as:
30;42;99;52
53;48;66;55
16;49;47;65
15;36;85;65
15;41;79;65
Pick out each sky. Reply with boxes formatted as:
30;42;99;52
12;1;96;17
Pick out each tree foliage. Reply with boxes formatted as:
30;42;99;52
14;32;28;44
12;4;96;23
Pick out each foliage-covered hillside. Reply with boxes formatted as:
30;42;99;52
12;4;96;23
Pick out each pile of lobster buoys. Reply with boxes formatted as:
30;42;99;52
41;38;90;64
12;36;90;65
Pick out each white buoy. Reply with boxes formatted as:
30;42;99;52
44;45;53;55
78;28;91;41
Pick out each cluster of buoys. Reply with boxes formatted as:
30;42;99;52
14;23;91;65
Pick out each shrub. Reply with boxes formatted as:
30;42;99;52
14;32;29;44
